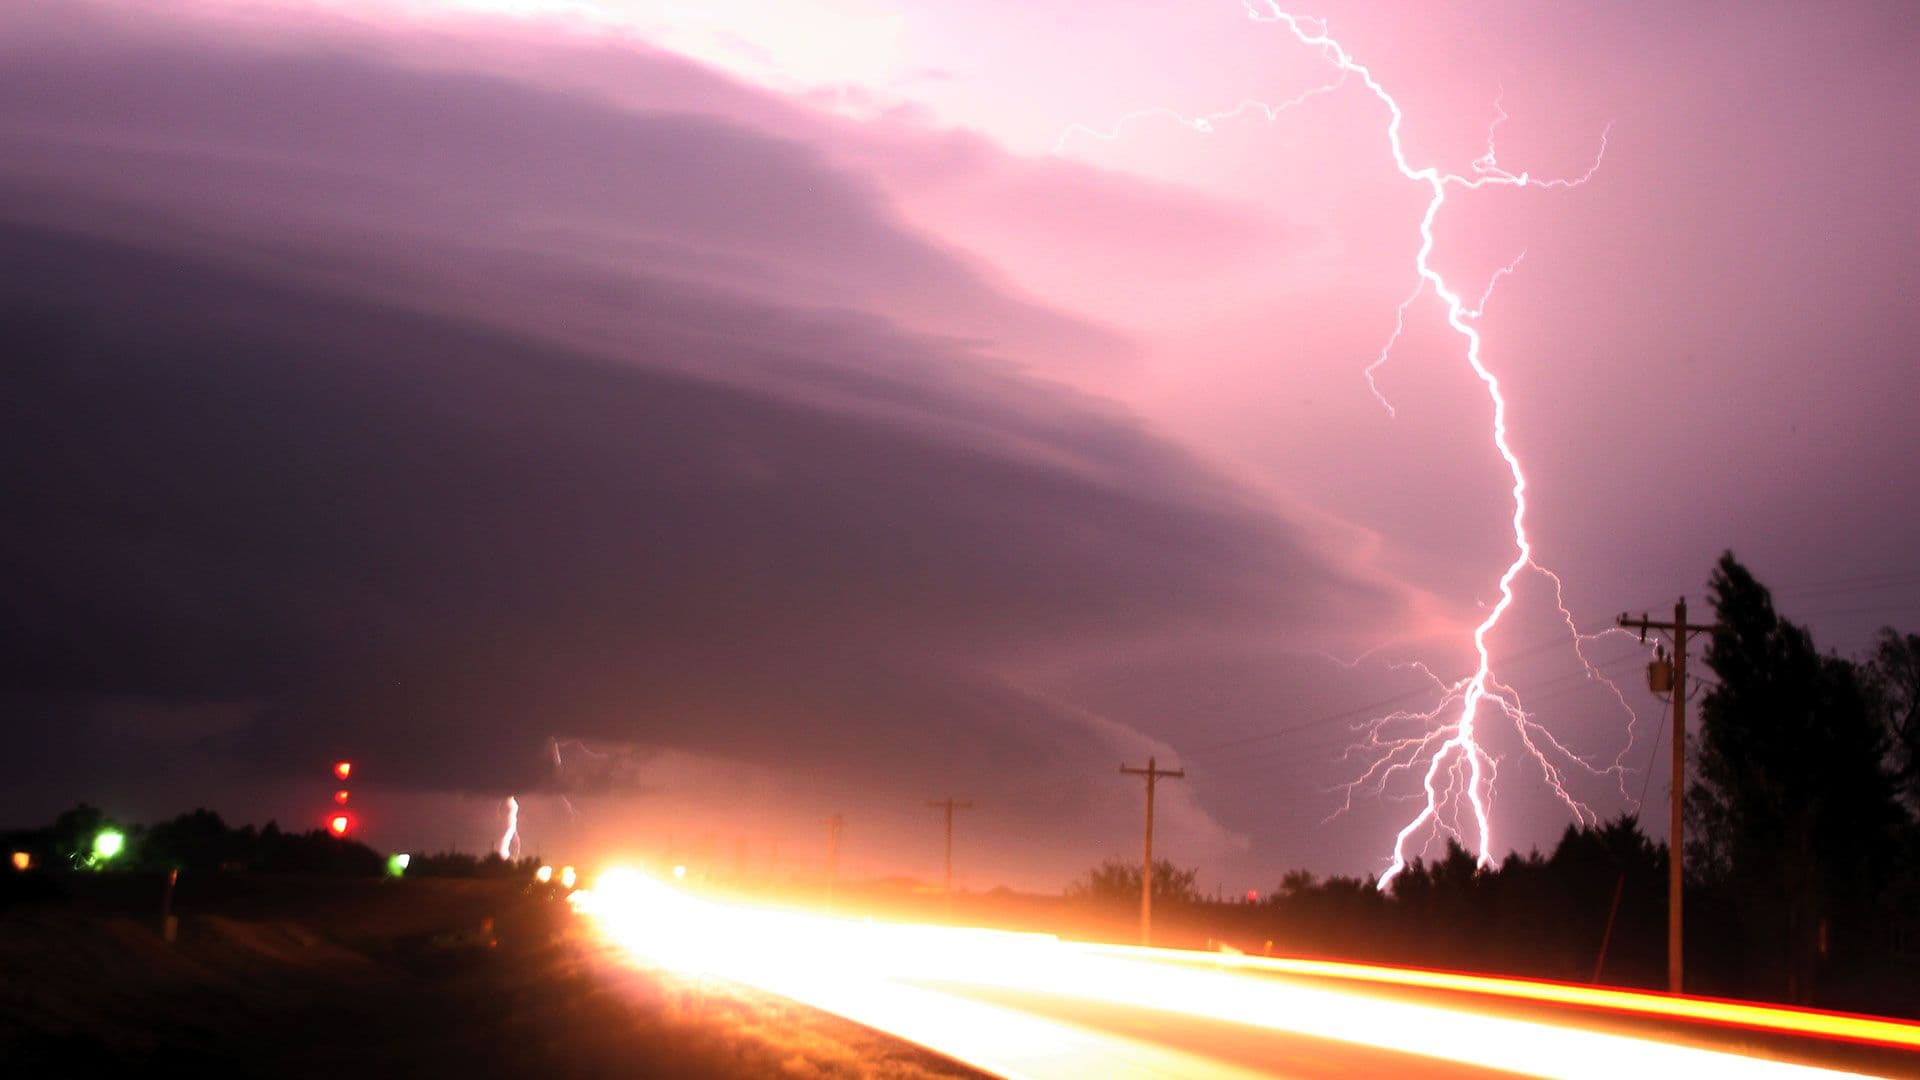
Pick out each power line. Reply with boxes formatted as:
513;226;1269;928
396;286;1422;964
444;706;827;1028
1795;604;1920;619
1182;648;1649;781
1771;570;1920;596
1182;573;1908;769
1179;629;1649;761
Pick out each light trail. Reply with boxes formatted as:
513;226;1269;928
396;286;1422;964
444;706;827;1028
576;867;1903;1078
1132;950;1920;1053
1058;4;1635;885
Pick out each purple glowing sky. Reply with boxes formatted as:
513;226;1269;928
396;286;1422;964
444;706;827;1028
1;0;1914;892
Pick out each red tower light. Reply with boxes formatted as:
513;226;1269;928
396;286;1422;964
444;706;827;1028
334;789;350;805
334;761;353;781
328;814;350;837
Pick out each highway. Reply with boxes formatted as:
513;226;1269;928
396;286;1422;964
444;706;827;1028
574;868;1920;1079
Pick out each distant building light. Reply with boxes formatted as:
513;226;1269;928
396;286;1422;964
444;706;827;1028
535;865;554;884
9;851;30;871
559;865;578;890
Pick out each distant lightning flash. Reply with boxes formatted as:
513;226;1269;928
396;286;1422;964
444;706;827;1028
1059;4;1637;888
549;736;611;819
499;794;520;860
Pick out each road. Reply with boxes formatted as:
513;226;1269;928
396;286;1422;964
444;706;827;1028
574;868;1920;1079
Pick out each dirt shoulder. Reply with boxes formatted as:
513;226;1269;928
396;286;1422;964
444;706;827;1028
0;876;984;1079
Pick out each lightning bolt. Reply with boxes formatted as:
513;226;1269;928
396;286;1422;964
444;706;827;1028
548;735;611;819
1059;4;1639;889
498;793;520;860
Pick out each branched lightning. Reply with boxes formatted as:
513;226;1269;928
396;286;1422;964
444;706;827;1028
1053;73;1348;155
1059;3;1639;888
1365;278;1423;417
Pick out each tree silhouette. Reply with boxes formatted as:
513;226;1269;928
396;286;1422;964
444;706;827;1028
141;807;247;872
1690;553;1904;1001
1068;857;1199;906
1865;628;1920;811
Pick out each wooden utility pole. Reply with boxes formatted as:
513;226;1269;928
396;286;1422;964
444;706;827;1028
1120;757;1184;946
926;798;973;913
1619;598;1719;994
824;814;844;905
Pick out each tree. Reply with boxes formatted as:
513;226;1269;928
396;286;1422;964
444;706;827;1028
1276;868;1318;898
1067;857;1199;906
1864;628;1920;810
140;808;242;872
47;803;126;868
1689;553;1903;1002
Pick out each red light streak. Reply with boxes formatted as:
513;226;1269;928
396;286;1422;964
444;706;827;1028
1139;950;1920;1052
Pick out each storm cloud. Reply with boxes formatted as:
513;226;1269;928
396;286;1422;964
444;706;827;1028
0;7;1412;882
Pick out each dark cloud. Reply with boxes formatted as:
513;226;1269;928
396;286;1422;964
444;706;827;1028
0;218;1342;754
0;9;1427;885
0;222;1402;868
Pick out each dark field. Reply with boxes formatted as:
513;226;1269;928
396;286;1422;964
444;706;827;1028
0;873;982;1078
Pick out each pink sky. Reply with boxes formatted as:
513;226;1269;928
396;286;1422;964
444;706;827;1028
2;0;1914;891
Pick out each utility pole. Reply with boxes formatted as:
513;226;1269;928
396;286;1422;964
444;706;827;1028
1120;756;1184;946
1619;598;1720;995
926;798;973;915
824;814;843;906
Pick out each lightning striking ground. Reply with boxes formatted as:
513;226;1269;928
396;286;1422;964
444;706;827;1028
498;793;520;860
1060;3;1638;887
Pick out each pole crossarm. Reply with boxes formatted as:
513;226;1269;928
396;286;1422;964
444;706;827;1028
1616;613;1720;637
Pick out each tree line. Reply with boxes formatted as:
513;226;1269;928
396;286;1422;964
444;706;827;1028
1;803;537;881
1073;553;1920;1016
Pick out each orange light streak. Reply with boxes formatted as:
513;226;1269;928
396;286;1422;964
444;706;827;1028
1090;945;1920;1045
576;868;1895;1078
1119;949;1920;1052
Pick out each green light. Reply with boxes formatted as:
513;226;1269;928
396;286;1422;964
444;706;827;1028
387;852;411;877
93;829;125;861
